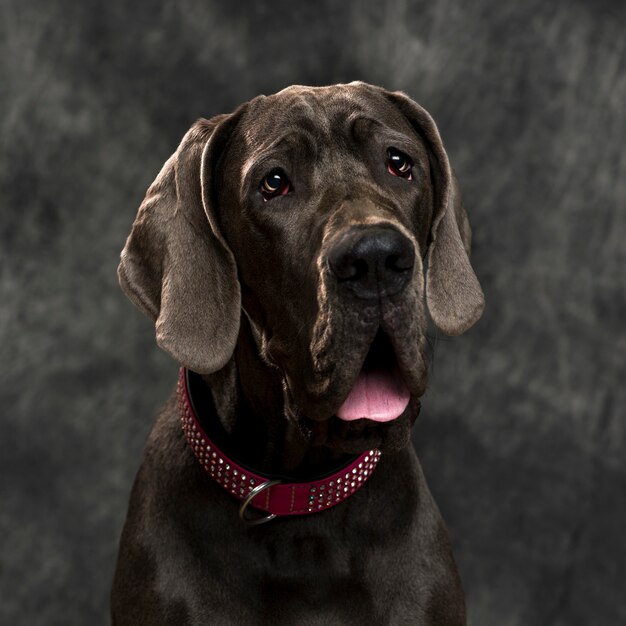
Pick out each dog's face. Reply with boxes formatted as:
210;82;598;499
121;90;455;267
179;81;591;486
217;86;436;452
119;82;484;455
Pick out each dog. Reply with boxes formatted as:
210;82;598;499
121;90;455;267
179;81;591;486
111;81;484;625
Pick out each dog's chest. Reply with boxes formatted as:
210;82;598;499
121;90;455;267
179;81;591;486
153;505;430;624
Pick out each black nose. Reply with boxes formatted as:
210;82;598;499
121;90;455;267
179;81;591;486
328;226;415;299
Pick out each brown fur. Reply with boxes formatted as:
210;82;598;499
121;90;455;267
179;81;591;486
112;82;484;624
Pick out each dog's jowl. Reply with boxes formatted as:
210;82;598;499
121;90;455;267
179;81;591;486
112;82;484;625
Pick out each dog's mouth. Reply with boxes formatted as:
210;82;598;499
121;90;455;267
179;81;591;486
289;322;426;454
335;329;410;423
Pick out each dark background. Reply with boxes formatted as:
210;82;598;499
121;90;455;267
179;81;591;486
1;1;624;624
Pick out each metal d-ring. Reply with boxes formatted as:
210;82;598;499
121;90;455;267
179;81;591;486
238;479;281;525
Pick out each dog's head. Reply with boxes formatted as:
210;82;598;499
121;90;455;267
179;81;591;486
119;82;484;455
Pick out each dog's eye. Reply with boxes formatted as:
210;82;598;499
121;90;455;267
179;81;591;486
260;170;291;201
386;148;413;180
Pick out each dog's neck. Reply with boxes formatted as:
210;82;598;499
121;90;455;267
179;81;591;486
200;316;337;476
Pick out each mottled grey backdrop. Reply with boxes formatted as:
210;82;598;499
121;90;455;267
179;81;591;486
1;0;624;624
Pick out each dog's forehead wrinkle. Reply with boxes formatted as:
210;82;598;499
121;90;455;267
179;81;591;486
259;130;320;161
237;90;419;194
251;91;332;138
248;86;389;151
239;129;322;183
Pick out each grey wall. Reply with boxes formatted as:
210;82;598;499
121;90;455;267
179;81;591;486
1;1;624;624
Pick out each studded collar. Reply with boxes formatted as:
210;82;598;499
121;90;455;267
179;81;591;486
177;368;381;524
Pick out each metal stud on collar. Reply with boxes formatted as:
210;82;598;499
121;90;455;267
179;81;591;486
238;479;282;525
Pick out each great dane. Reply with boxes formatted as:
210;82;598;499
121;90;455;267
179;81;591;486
112;81;484;625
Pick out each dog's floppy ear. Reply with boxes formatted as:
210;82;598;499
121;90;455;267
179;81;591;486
386;90;485;335
118;109;245;373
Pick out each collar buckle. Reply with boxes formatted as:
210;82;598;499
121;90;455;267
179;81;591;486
238;479;282;525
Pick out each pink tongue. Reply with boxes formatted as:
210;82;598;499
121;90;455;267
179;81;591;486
336;368;410;422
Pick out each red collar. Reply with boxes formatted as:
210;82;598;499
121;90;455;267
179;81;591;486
177;368;381;524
